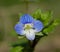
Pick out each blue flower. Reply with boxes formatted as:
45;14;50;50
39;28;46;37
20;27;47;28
15;14;44;40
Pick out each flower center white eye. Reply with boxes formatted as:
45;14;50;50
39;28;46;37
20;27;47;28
24;23;33;29
23;24;36;40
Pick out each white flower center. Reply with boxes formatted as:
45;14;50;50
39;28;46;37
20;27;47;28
23;23;36;40
24;23;33;29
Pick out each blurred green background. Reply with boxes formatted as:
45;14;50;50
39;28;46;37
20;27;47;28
0;0;60;52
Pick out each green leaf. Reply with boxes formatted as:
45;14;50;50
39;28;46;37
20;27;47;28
10;46;24;52
32;9;53;26
31;9;42;20
10;37;32;52
41;11;53;26
43;19;59;34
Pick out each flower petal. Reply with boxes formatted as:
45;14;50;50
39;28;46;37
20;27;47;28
33;20;44;32
14;23;24;35
20;14;34;24
25;29;35;40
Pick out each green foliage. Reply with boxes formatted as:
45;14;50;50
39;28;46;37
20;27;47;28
10;46;24;52
32;9;42;20
32;9;59;34
43;19;59;34
10;36;34;52
41;11;53;26
32;9;53;26
10;37;29;52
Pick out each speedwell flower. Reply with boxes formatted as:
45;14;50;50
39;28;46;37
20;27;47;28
15;14;44;40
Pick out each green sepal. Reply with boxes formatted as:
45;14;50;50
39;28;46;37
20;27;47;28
36;32;44;36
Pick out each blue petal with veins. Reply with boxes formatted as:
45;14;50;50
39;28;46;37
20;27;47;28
15;23;24;35
33;20;44;32
20;14;34;24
